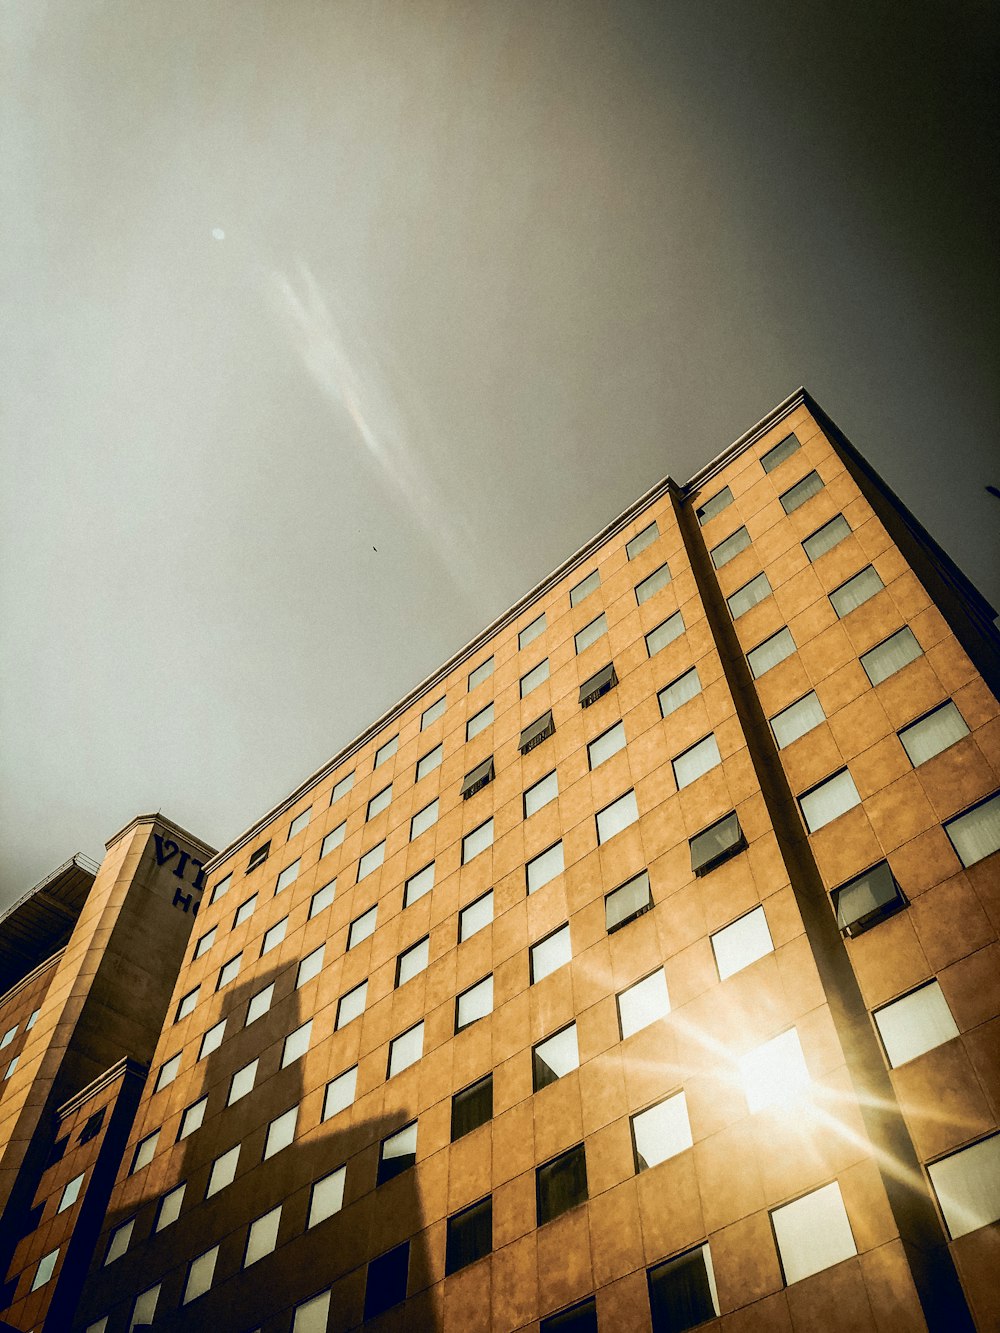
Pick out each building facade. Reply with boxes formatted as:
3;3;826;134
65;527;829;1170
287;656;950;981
1;389;998;1332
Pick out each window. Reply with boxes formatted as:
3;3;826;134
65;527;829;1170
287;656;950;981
460;890;493;941
524;770;558;817
627;521;659;557
175;987;199;1021
899;701;969;766
265;1106;298;1159
832;861;907;937
468;657;494;690
404;862;435;906
761;431;800;472
605;870;653;933
527;841;564;894
26;1008;40;1031
446;1197;492;1273
105;1219;134;1264
331;771;354;803
58;1172;85;1213
375;734;398;767
209;872;232;905
575;612;608;654
320;823;346;858
411;798;439;838
570;569;601;606
689;811;746;876
631;1092;693;1171
710;525;751;569
397;936;429;986
596;790;639;843
310;880;336;918
779;469;823;512
944;792;1000;867
588;719;625;768
297;946;325;988
695;486;733;524
282;1021;312;1068
618;970;670;1039
830;565;884;617
245;1204;281;1266
194;925;216;959
367;785;392;820
461;757;495;799
206;1144;240;1196
658;668;700;718
521;658;550;698
246;841;271;872
416;744;443;781
874;981;959;1067
541;1298;598;1333
519;613;546;649
199;1018;226;1060
727;572;772;619
288;808;310;840
531;924;571;983
799;769;861;832
928;1134;1000;1239
537;1143;588;1224
131;1130;159;1174
711;906;773;980
673;734;721;788
388;1022;424;1077
364;1242;410;1320
771;1182;857;1284
462;818;493;863
533;1023;579;1090
357;841;385;881
182;1246;219;1304
155;1183;185;1232
635;562;672;605
336;982;367;1030
467;701;494;740
309;1166;346;1227
32;1248;59;1290
378;1121;417;1184
130;1285;160;1330
261;916;288;956
234;894;257;927
4;1056;17;1080
421;696;446;729
580;662;618;704
294;1291;331;1333
275;858;300;892
48;1134;69;1165
452;1074;493;1140
228;1058;259;1103
178;1097;207;1140
647;1245;719;1332
747;627;795;678
740;1029;810;1112
803;514;850;561
246;982;275;1024
323;1066;358;1119
520;710;555;754
155;1054;181;1092
646;612;684;656
861;627;922;685
456;975;493;1030
771;691;826;748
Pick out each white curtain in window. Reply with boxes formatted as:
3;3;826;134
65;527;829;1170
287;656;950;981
597;791;639;843
771;1183;856;1284
874;982;959;1067
800;770;860;832
946;794;1000;868
900;702;968;766
928;1135;1000;1239
831;566;883;616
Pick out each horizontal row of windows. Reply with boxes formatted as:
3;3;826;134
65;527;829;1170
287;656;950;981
694;429;803;527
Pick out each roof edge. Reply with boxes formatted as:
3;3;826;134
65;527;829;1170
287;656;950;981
105;812;216;858
0;854;99;933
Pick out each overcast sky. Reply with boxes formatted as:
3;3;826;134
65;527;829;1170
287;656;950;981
2;2;997;905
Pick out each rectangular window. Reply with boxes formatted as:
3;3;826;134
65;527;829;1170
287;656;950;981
228;1058;259;1103
396;936;429;986
944;792;1000;867
155;1183;185;1232
323;1066;358;1119
658;668;701;718
574;612;607;654
727;572;772;619
175;987;198;1023
710;525;751;569
421;696;446;729
833;861;907;937
58;1173;84;1214
320;823;346;859
588;719;625;768
364;1243;410;1321
527;841;564;894
206;1145;240;1196
521;658;550;698
194;926;216;960
357;841;385;882
288;809;310;840
411;798;439;839
605;870;652;933
209;872;232;905
524;770;558;817
388;1022;424;1077
646;612;684;656
178;1097;207;1140
234;894;257;927
294;1292;331;1333
468;657;494;691
416;743;443;781
310;880;335;918
541;1300;597;1333
520;709;555;754
217;953;242;990
374;735;398;767
404;862;435;906
631;1091;693;1171
747;626;795;678
182;1246;219;1304
336;982;367;1030
461;756;495;799
799;769;861;832
779;469;823;512
446;1197;492;1274
531;923;572;983
771;1182;857;1285
635;562;672;605
130;1285;160;1329
467;702;494;740
264;1106;298;1159
771;691;826;748
348;904;378;949
456;975;493;1030
331;772;354;804
131;1131;159;1174
533;1023;579;1090
246;841;270;872
367;786;392;820
695;486;733;524
245;1204;281;1267
460;890;493;941
378;1122;417;1184
899;701;969;766
618;970;670;1039
105;1219;134;1265
26;1008;40;1031
741;1029;809;1111
928;1134;1000;1239
246;982;275;1024
673;734;721;788
579;661;618;706
830;565;884;617
570;569;601;606
711;906;774;980
803;514;850;561
275;859;300;893
452;1074;493;1140
874;981;959;1067
297;945;325;988
537;1143;588;1225
309;1167;346;1227
861;627;922;685
761;432;800;472
199;1018;226;1060
519;613;546;649
627;521;659;558
596;789;639;844
648;1245;719;1331
261;917;287;956
462;818;493;864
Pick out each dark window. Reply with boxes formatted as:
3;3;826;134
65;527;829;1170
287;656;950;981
21;1202;44;1237
540;1297;599;1333
605;871;652;933
78;1111;105;1145
648;1245;718;1332
689;812;746;877
47;1135;69;1166
446;1197;492;1274
579;663;617;708
461;756;495;800
832;862;907;938
451;1074;493;1141
377;1122;417;1185
520;710;555;754
245;841;270;872
695;486;733;525
779;469;823;512
363;1241;409;1320
537;1144;588;1225
760;432;800;473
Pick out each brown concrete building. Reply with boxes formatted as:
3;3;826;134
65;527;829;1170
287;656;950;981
1;389;998;1332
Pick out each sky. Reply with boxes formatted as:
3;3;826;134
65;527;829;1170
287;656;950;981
2;1;997;905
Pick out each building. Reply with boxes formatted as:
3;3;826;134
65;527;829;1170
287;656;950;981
0;388;998;1333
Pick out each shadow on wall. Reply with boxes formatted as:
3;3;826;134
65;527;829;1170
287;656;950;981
73;965;437;1333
